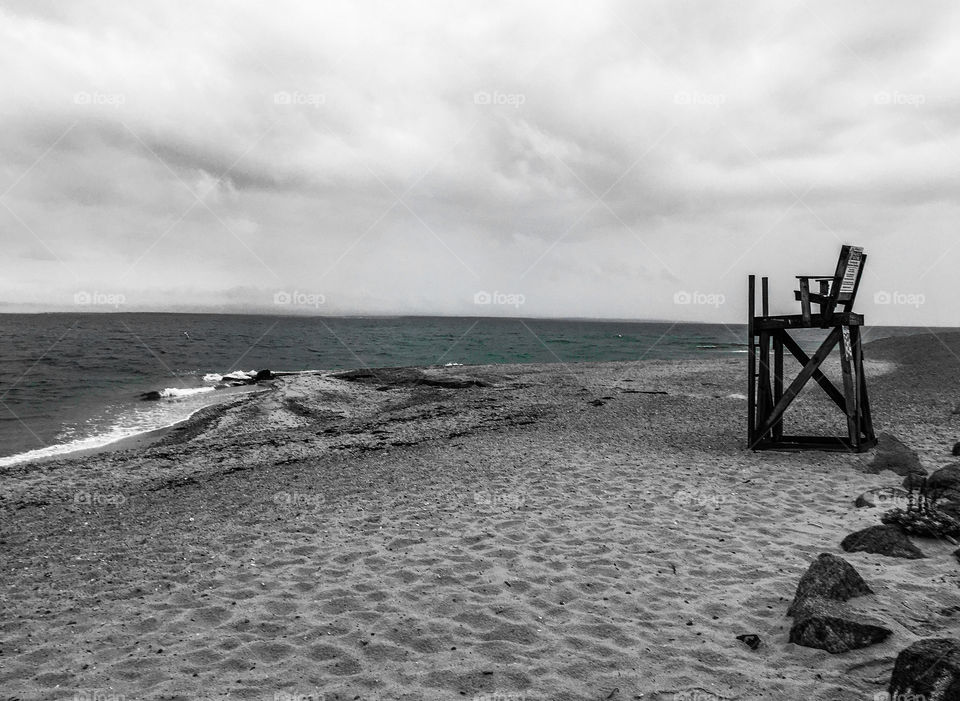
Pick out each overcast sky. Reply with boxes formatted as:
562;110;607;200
1;0;958;324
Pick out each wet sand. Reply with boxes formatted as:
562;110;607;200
3;333;960;700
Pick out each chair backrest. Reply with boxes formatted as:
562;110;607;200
831;245;866;309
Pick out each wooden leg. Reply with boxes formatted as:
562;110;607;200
773;332;784;441
838;326;859;450
799;278;812;326
748;276;756;447
851;326;875;441
850;326;863;441
758;331;772;439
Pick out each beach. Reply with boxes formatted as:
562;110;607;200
3;333;960;700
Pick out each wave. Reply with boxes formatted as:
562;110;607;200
0;404;212;469
0;383;260;469
203;370;260;384
159;386;215;398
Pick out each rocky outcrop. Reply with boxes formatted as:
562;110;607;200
924;463;960;503
840;525;925;559
218;369;274;386
787;553;872;617
789;599;891;654
786;554;890;654
888;638;960;699
332;367;491;389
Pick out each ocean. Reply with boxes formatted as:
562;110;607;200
0;313;938;466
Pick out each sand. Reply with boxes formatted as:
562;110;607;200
3;333;960;700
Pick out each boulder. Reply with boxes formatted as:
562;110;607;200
789;599;892;653
869;433;926;479
140;390;162;401
938;501;960;521
926;463;960;503
888;638;960;699
220;370;256;385
787;553;872;617
218;370;275;386
840;525;925;559
953;442;960;457
855;487;909;509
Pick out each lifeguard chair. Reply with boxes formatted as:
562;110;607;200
747;245;876;452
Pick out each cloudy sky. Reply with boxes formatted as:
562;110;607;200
1;0;958;324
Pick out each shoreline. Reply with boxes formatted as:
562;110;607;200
0;383;275;470
0;350;900;474
2;334;960;699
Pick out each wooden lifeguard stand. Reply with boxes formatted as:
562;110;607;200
747;245;876;452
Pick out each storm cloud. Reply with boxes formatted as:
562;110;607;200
1;0;958;323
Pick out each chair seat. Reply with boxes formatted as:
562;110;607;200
755;312;865;330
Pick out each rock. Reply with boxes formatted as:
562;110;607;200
888;638;960;699
953;442;960;457
589;399;605;406
220;370;256;385
840;525;926;559
787;553;873;617
789;599;892;653
938;501;960;521
140;391;162;401
332;367;490;389
855;487;909;509
218;369;275;386
736;634;761;650
902;471;928;491
869;432;926;479
954;548;960;565
927;463;960;503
